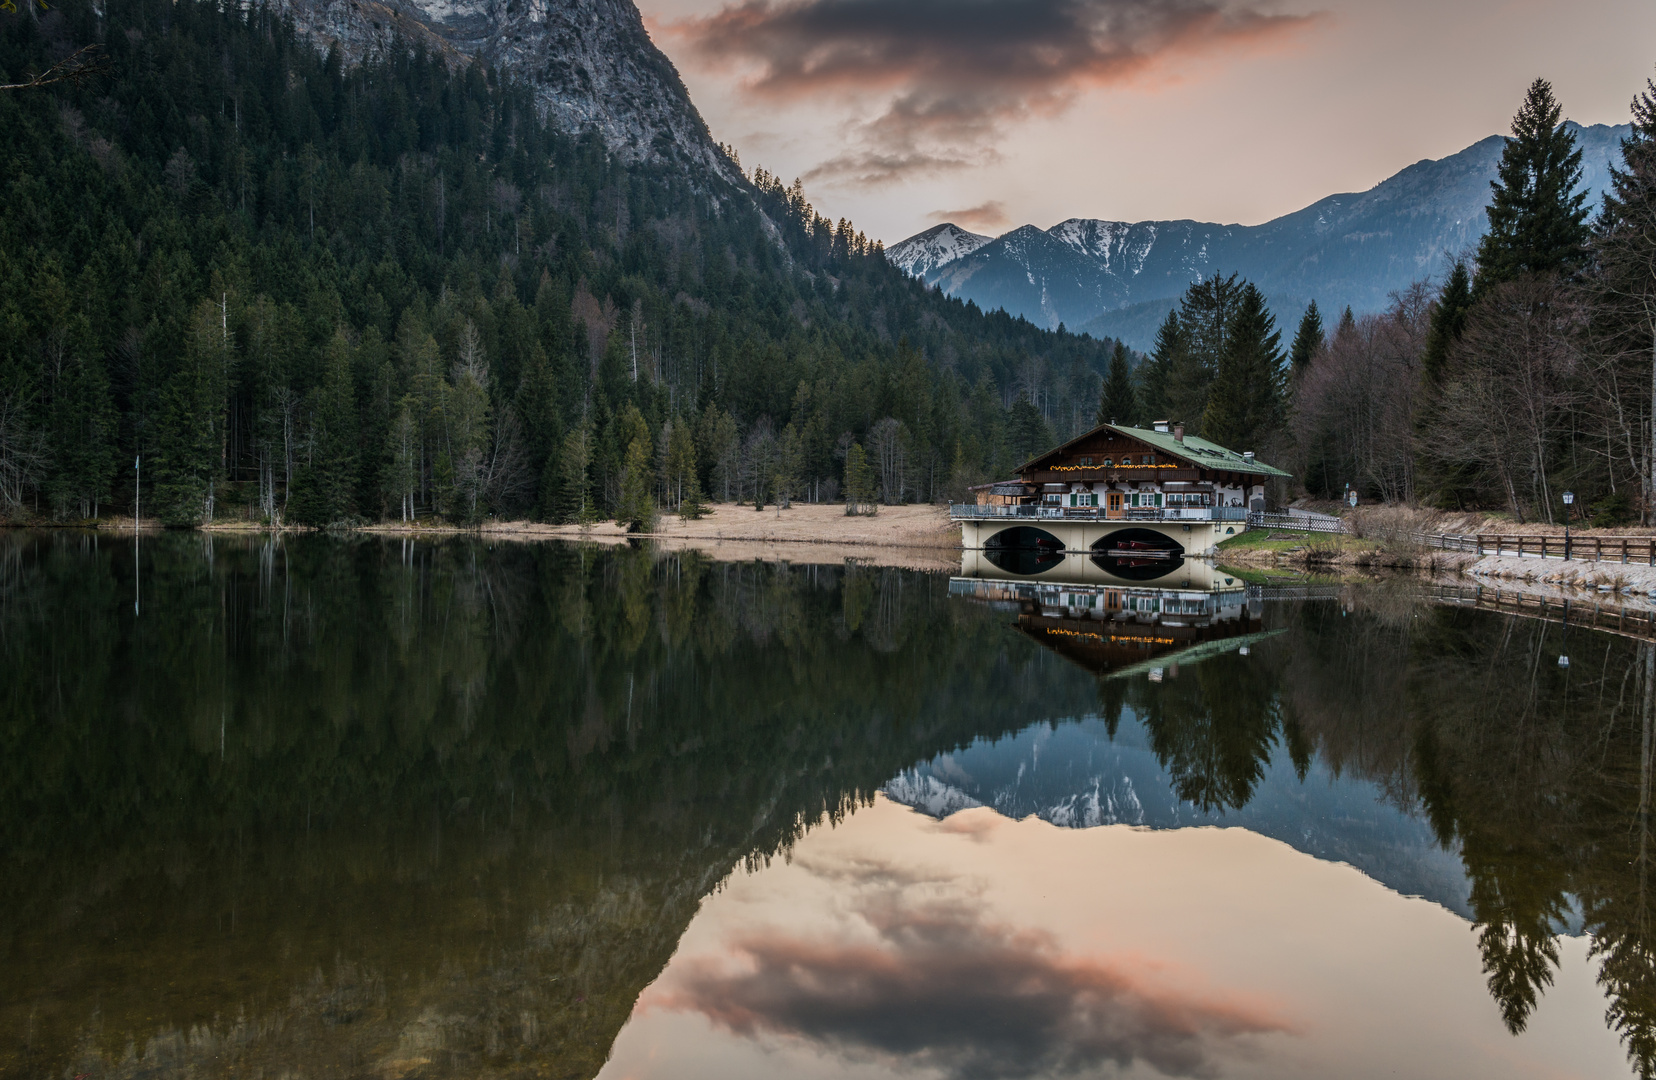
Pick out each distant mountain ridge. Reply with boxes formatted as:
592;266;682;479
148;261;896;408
887;123;1630;349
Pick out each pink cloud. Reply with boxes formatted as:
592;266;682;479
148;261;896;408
665;0;1325;182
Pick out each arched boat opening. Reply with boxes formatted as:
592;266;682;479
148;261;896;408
984;526;1067;576
1090;528;1185;581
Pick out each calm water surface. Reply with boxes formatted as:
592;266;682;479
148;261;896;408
0;532;1649;1079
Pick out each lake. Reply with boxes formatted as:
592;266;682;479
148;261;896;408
0;531;1648;1079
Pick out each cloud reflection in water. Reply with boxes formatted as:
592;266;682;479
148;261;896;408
644;855;1292;1079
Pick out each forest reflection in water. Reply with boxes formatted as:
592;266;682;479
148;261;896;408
0;531;1651;1078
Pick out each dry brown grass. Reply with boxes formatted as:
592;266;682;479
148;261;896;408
479;502;961;551
1341;502;1652;538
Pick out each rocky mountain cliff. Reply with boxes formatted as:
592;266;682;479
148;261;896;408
274;0;737;182
894;123;1630;348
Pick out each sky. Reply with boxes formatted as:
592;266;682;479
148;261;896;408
635;0;1656;245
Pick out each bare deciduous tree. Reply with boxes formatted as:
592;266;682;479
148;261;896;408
740;416;777;506
1291;284;1431;502
1428;279;1578;522
868;416;908;504
0;386;49;513
0;43;111;93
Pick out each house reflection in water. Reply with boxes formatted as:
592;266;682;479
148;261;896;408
951;552;1271;680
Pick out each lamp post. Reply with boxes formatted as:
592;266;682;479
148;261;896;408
1562;490;1575;561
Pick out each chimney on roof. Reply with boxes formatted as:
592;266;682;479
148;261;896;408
1153;420;1170;433
1243;451;1255;462
1173;423;1185;443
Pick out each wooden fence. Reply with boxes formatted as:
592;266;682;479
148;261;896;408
1405;531;1656;564
1246;512;1656;564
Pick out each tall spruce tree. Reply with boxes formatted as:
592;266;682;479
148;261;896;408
1137;309;1183;424
287;331;359;526
844;442;876;515
1475;78;1590;291
1169;274;1242;432
554;423;595;525
1289;301;1324;372
1422;260;1474;384
1098;342;1137;426
1201;283;1285;452
1007;392;1053;463
616;433;657;532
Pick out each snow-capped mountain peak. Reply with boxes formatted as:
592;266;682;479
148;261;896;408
886;223;993;279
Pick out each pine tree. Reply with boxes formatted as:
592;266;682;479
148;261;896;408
777;422;804;507
617;433;657;532
668;416;708;519
1289;301;1324;372
1169;274;1242;432
288;331;359;526
1475;78;1590;291
1137;309;1183;424
46;351;116;520
1098;342;1136;426
354;327;394;519
553;423;594;524
514;341;562;516
1007;392;1052;463
663;417;698;511
151;300;230;525
443;321;493;522
1422;260;1473;384
1201;283;1285;452
844;442;876;515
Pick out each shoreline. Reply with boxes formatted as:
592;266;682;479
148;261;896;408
8;504;966;571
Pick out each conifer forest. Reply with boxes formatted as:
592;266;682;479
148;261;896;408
0;0;1119;527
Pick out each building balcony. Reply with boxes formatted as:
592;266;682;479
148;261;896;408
950;504;1249;523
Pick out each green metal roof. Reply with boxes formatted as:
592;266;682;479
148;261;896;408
1019;423;1293;479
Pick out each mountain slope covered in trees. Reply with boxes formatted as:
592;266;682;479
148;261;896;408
0;0;1119;526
